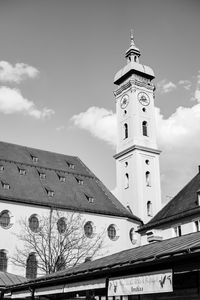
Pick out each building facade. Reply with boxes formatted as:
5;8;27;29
0;142;141;277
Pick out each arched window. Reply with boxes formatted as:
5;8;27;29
57;217;67;234
29;214;39;233
142;121;148;136
0;250;8;272
124;123;128;139
124;173;129;189
129;228;137;245
26;253;37;279
84;221;94;238
146;171;151;187
107;224;119;241
0;210;11;228
147;201;152;217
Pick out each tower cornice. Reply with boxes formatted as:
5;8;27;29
113;145;161;160
114;79;154;97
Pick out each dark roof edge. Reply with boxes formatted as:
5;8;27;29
0;195;137;220
139;206;200;232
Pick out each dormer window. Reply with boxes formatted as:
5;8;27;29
66;162;75;169
32;156;38;163
76;177;83;185
0;166;4;172
59;175;66;182
85;194;94;203
46;189;54;197
2;182;10;190
39;172;46;179
19;168;26;175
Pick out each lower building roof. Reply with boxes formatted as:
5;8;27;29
0;272;27;288
7;231;200;290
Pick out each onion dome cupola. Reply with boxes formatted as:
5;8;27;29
114;30;155;86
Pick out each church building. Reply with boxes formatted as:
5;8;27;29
0;31;199;285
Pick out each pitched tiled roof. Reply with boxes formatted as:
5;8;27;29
140;172;200;231
0;141;140;221
0;272;26;288
7;231;200;288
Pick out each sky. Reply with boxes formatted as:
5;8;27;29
0;0;200;204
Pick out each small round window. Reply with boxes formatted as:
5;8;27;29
57;217;67;234
84;221;94;238
29;215;39;233
107;224;118;241
129;228;137;245
0;210;11;229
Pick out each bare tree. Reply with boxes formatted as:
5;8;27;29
12;211;104;276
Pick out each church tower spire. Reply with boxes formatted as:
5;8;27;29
113;32;162;224
125;30;141;64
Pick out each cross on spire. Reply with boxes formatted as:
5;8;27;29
130;29;135;46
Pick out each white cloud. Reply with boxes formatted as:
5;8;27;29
71;101;200;201
71;106;117;146
0;61;39;83
0;86;54;119
178;79;192;90
194;71;200;102
157;79;177;94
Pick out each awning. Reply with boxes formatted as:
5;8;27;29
63;278;106;293
34;278;106;296
11;290;31;299
35;284;65;296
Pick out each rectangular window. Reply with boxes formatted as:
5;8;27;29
194;220;200;232
197;192;200;206
174;225;182;237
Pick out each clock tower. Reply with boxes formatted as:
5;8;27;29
113;32;161;224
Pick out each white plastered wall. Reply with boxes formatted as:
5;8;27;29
0;200;141;277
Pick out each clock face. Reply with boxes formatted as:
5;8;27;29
138;92;150;106
120;94;129;109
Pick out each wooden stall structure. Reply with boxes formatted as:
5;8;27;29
4;231;200;300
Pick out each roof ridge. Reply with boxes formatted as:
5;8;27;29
0;140;77;159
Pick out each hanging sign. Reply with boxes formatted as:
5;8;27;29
108;270;173;296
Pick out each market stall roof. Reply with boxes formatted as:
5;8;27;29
6;231;200;292
0;272;26;289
